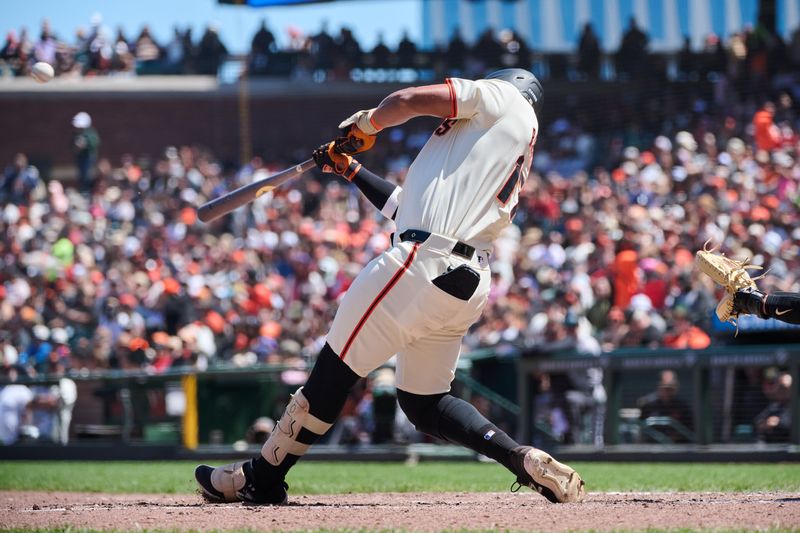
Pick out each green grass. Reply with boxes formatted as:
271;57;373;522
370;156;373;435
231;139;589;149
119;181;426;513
0;461;799;494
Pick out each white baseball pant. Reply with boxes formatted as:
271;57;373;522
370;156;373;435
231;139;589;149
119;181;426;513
326;231;491;395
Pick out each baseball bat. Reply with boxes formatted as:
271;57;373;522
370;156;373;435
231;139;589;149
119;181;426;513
197;159;316;223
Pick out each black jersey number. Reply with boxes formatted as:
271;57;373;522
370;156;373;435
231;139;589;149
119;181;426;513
496;155;525;205
497;129;535;219
434;119;458;136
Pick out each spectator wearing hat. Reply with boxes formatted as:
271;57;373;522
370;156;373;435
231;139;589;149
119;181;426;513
620;308;662;349
754;371;792;443
662;307;711;350
20;325;52;373
0;331;19;368
49;328;72;361
637;370;693;443
1;153;40;206
72;112;100;193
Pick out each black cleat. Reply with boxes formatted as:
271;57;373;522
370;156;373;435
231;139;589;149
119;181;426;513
195;459;288;505
195;464;228;502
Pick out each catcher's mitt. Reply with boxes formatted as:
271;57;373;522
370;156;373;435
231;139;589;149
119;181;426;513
695;240;764;324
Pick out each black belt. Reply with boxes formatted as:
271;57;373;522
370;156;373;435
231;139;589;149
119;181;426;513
398;229;475;260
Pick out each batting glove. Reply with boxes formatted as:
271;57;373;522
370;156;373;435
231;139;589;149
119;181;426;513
313;142;362;181
338;108;382;136
336;125;376;154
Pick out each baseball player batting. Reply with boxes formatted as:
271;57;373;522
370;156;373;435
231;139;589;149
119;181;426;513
195;69;586;505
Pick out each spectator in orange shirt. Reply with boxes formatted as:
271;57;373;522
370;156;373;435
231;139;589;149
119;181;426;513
753;102;781;151
613;247;640;309
663;307;710;350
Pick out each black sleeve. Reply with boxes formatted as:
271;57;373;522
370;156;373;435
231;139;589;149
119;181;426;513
763;292;800;325
346;161;401;219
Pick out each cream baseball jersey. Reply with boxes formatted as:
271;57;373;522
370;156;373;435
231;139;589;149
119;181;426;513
393;77;538;251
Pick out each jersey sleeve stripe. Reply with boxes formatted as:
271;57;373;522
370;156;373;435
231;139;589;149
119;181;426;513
445;78;457;119
381;186;402;220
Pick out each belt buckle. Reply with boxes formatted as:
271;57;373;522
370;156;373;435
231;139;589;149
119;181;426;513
453;243;474;260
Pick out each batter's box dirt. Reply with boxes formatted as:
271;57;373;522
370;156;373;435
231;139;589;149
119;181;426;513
2;491;799;531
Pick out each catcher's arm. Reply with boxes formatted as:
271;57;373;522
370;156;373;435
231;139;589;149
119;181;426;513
313;142;401;220
695;241;763;324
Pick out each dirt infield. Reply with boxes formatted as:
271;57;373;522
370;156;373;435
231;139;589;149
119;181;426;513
2;490;799;531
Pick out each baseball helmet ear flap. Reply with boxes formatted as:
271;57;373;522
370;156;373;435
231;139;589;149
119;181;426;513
485;68;544;116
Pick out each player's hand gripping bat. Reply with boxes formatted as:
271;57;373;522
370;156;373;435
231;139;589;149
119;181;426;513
196;127;374;223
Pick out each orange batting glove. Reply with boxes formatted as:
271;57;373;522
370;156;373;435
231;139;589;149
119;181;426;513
312;142;362;181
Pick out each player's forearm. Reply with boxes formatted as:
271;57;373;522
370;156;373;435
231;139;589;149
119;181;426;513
346;162;401;219
370;85;453;128
762;292;800;325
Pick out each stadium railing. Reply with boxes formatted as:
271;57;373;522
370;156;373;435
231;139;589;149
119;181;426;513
2;343;798;457
516;344;800;447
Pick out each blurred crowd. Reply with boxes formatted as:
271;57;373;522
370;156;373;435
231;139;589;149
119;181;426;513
0;15;229;78
0;86;798;381
1;14;799;447
481;94;799;357
3;15;800;83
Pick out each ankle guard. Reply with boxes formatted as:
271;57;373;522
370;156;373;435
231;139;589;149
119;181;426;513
209;461;248;502
261;387;332;466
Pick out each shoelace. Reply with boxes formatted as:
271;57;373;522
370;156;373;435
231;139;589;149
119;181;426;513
512;478;543;495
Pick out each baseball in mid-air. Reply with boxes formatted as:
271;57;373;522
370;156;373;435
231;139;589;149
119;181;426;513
31;62;55;83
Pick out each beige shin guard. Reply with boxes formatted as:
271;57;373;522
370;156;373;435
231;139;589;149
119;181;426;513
261;387;332;466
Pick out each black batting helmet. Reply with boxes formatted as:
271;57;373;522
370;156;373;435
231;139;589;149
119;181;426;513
485;68;543;115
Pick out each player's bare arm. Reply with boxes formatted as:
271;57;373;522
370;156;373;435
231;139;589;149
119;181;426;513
339;84;454;134
312;84;455;218
370;84;454;127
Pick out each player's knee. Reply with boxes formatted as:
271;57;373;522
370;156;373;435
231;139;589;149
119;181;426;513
397;389;445;436
302;343;362;422
307;343;361;390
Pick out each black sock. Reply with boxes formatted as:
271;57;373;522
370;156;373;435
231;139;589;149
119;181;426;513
398;390;521;474
253;343;361;486
437;395;521;473
763;292;800;324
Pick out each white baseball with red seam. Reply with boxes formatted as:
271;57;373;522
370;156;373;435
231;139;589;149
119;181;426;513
31;62;55;83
